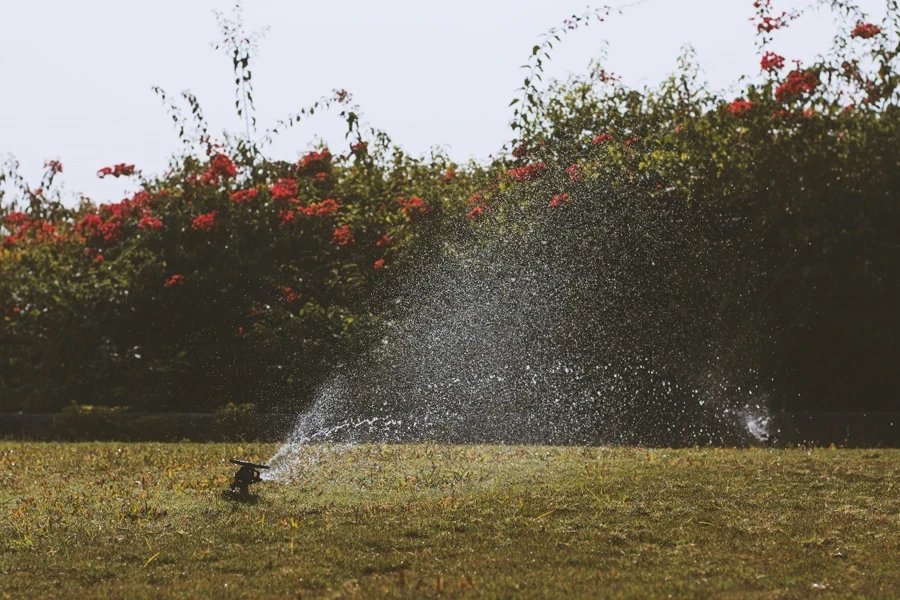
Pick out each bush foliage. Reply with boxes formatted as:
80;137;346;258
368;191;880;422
2;0;898;415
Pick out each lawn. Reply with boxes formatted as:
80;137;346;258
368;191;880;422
1;443;898;598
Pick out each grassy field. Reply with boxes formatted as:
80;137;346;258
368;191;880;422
1;443;898;599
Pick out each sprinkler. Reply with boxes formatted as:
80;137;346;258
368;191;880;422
229;458;270;495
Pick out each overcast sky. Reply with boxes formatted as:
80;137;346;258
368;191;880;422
0;0;886;205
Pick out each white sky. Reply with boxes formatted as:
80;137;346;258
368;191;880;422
0;0;885;205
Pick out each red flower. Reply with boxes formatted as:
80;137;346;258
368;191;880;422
44;160;63;174
201;153;237;185
3;236;14;248
94;254;104;265
164;274;184;288
191;211;218;232
299;198;341;217
373;258;385;269
138;215;163;230
279;210;296;226
312;171;328;184
332;225;355;246
298;149;332;171
675;125;684;133
760;52;786;72
591;133;613;145
351;141;368;154
231;188;258;204
235;326;245;337
547;193;570;208
97;163;136;178
566;164;583;184
624;137;639;147
397;196;429;218
467;193;484;205
280;286;302;305
724;99;754;116
270;179;298;202
313;199;340;216
12;307;20;314
5;212;30;227
512;143;529;158
444;169;457;183
850;22;882;39
376;235;392;247
465;205;484;220
775;69;819;102
508;163;547;182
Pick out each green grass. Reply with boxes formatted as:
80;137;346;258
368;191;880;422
1;443;898;598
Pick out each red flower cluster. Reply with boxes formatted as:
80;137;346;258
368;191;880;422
775;69;819;102
444;170;457;183
299;198;340;217
350;141;368;154
373;258;385;269
508;163;547;182
376;235;392;247
548;193;570;208
279;210;296;226
312;172;328;184
97;164;136;178
850;22;882;39
231;188;258;204
512;143;529;159
270;179;298;202
78;212;121;243
164;274;184;288
5;212;29;228
191;211;218;232
624;137;639;147
93;254;104;265
332;225;354;246
280;286;302;305
725;99;754;116
760;51;785;72
201;153;237;185
465;193;487;220
138;215;163;230
591;133;613;145
566;164;583;184
756;14;787;32
398;196;428;218
298;149;332;172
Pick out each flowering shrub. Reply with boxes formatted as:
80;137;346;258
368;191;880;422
2;0;898;416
